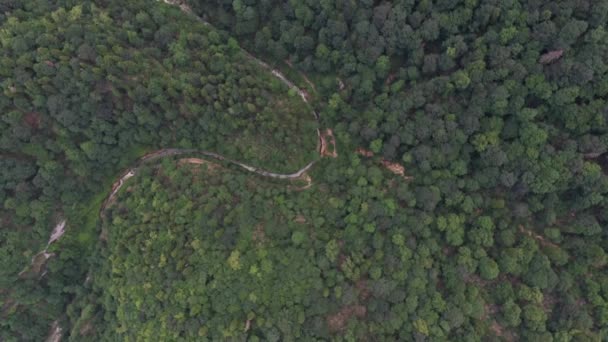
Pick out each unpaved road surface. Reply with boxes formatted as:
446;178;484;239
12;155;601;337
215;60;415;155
36;3;332;340
101;148;317;213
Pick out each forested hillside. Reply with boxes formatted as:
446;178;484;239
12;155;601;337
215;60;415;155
0;0;316;339
2;0;608;340
79;154;608;341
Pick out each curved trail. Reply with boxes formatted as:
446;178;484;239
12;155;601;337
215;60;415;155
100;1;325;213
100;148;317;214
33;0;326;277
137;149;315;179
163;0;318;119
161;0;321;124
34;4;329;340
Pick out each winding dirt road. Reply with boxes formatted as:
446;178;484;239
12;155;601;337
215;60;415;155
100;148;317;213
32;0;327;277
35;3;330;340
98;0;329;212
163;0;318;119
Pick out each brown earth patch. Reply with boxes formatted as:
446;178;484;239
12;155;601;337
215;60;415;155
294;215;307;224
539;50;563;64
320;129;338;158
381;160;412;179
518;225;558;248
356;147;374;157
327;305;367;333
356;148;413;180
45;321;62;342
289;172;313;191
177;158;220;173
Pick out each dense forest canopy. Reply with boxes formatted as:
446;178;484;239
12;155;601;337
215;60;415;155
1;0;317;339
2;0;608;341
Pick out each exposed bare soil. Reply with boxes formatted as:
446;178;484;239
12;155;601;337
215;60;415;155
326;305;367;333
356;148;413;180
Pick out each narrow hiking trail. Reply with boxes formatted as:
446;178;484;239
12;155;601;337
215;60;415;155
100;148;317;214
30;0;332;289
97;0;332;216
34;3;334;339
162;0;319;118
